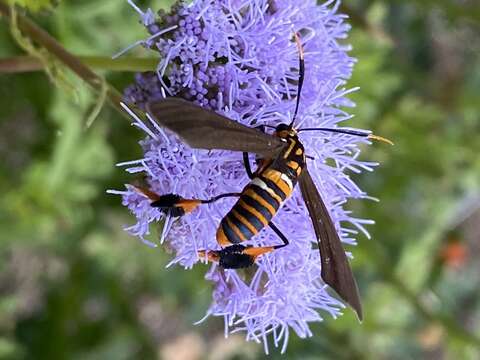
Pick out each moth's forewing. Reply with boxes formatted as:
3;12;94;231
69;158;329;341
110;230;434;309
299;168;363;321
147;98;285;157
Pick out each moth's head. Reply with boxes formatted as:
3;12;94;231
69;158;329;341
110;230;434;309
275;123;298;139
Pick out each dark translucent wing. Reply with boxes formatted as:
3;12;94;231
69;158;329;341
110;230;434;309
146;98;285;156
299;168;363;321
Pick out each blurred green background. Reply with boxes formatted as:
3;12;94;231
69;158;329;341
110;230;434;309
1;0;479;359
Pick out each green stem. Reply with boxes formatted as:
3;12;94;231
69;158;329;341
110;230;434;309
0;1;131;119
0;55;158;73
83;56;157;72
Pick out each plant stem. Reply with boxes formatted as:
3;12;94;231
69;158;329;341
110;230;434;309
0;1;128;118
0;55;158;73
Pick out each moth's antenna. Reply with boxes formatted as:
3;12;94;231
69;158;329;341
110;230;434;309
289;32;305;129
298;127;394;145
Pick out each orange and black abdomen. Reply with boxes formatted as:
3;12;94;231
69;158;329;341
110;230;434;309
216;175;286;246
216;137;305;247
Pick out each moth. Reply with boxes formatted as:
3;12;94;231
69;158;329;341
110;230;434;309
135;34;390;320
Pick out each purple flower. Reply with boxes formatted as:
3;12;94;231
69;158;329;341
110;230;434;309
112;0;378;353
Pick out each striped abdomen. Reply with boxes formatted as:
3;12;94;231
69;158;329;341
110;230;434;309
216;169;296;246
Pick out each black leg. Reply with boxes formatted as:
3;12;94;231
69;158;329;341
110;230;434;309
243;152;254;179
201;192;241;204
148;190;241;217
269;222;290;249
243;125;268;180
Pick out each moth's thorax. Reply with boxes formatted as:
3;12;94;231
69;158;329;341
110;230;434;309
272;134;306;181
273;125;305;174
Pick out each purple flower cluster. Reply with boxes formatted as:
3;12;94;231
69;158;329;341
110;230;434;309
113;0;377;352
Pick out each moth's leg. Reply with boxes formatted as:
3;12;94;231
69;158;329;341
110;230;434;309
199;222;290;268
226;222;290;264
131;185;241;217
268;221;290;249
242;124;266;180
243;152;254;179
153;192;241;216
